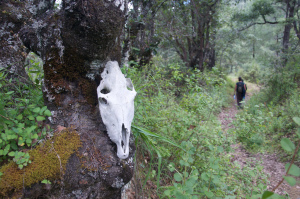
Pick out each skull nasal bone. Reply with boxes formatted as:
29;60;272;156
100;97;107;104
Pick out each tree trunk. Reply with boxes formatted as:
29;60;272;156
1;0;135;198
282;0;295;66
0;0;57;83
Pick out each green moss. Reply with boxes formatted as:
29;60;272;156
0;129;81;196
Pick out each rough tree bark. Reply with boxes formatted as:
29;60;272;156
1;0;134;198
0;0;55;83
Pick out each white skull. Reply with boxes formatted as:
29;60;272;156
97;61;137;159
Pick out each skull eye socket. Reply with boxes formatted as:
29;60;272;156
100;88;110;94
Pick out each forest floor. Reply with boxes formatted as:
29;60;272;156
218;80;300;199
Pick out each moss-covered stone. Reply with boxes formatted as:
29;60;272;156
0;129;81;196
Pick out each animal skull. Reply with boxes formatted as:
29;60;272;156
97;61;137;159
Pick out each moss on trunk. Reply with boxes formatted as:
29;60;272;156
0;129;81;196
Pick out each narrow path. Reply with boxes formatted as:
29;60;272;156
218;83;300;199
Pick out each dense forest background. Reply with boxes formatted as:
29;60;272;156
123;0;300;198
0;0;299;198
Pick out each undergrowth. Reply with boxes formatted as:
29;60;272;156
231;65;300;198
123;59;270;198
0;54;51;172
232;64;300;156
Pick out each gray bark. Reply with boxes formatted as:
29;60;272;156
0;0;56;83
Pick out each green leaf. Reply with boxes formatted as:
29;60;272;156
8;151;15;157
32;134;38;139
201;173;209;181
285;163;300;177
39;106;47;115
132;125;185;151
183;171;188;178
179;160;185;166
168;163;175;172
36;116;45;121
16;114;23;120
5;91;14;95
17;123;25;128
0;150;3;155
280;138;295;152
18;139;25;146
262;191;274;199
211;163;219;169
204;190;214;198
164;190;171;196
186;177;197;187
44;110;51;117
213;176;220;184
4;144;10;152
217;146;224;152
42;180;52;185
28;116;34;120
283;176;296;186
174;173;182;182
26;126;37;134
32;107;40;113
249;170;255;177
11;142;18;150
18;165;23;169
293;117;300;126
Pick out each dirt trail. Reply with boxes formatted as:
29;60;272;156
219;80;300;199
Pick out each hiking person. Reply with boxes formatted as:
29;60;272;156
234;77;246;108
242;78;247;100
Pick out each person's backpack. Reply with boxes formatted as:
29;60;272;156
237;82;244;93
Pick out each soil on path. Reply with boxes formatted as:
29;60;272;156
219;81;300;199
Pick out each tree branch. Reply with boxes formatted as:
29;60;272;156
261;15;279;24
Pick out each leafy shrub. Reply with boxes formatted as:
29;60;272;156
233;87;300;152
258;64;299;104
237;60;261;83
0;68;51;169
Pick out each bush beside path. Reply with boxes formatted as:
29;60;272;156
218;81;300;199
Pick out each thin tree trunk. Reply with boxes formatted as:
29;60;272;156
282;0;295;66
